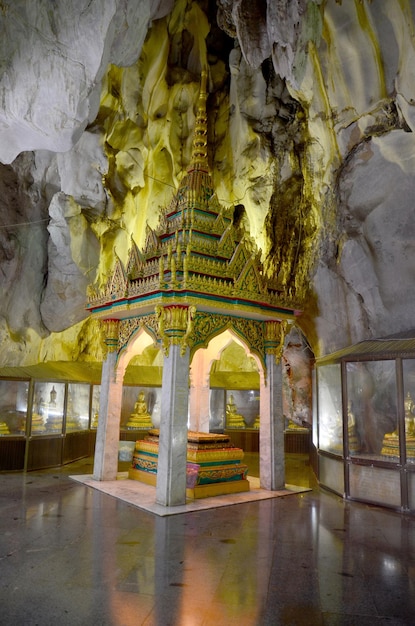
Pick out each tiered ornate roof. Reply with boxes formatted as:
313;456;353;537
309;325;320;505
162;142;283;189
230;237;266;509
87;71;299;323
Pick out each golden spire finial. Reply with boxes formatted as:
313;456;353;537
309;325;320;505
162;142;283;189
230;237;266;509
189;68;209;171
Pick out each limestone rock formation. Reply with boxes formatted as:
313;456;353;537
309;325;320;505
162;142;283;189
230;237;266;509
1;0;415;366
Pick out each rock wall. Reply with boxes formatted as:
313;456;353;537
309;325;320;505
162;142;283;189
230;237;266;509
1;0;415;365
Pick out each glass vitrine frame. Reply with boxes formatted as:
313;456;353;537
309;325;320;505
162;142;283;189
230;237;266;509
65;382;91;432
209;388;260;432
316;337;415;513
31;381;66;436
0;378;30;437
120;385;162;430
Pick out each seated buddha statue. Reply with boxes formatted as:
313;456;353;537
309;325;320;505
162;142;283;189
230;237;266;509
0;421;10;435
225;394;245;429
126;391;153;430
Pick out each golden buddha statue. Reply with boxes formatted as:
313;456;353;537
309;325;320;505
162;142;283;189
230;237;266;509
404;392;415;458
0;421;10;435
404;391;415;436
126;391;153;430
225;394;245;429
31;413;46;433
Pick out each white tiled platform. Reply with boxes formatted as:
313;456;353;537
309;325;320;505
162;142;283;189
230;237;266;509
70;473;310;516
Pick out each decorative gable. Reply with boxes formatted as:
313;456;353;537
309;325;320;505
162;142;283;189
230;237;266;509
228;242;248;275
126;238;145;279
235;259;266;297
107;256;127;300
144;225;161;256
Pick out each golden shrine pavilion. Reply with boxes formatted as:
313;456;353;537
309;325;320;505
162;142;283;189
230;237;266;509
87;70;300;506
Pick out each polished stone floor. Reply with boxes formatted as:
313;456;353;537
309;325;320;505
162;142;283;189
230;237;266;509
1;454;414;625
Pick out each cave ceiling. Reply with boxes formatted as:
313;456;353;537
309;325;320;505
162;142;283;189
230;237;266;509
0;0;415;367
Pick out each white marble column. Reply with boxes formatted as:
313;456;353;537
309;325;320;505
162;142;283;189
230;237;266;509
156;343;190;506
260;322;285;490
189;349;210;432
189;384;210;432
93;320;123;481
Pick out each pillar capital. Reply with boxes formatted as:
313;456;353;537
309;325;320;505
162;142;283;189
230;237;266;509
156;305;196;356
264;320;287;362
101;318;120;353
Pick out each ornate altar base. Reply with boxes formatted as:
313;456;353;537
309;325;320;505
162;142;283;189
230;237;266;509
129;467;250;499
129;430;250;499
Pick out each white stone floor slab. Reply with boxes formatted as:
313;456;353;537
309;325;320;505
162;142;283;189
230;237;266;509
70;473;310;516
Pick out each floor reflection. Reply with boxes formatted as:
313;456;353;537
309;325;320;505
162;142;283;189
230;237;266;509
0;454;414;624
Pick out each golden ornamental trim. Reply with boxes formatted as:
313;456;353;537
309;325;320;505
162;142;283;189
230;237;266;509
264;320;288;362
117;314;159;353
101;319;120;353
188;312;266;371
156;305;196;356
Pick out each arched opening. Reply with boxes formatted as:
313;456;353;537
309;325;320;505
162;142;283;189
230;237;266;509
122;347;163;427
209;339;260;429
115;327;163;465
189;329;262;432
189;329;262;479
93;325;163;480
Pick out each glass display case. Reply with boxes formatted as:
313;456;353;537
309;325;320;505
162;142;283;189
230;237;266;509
209;388;260;452
226;389;260;429
209;389;260;432
209;388;225;432
316;335;415;513
402;359;415;465
0;378;29;471
317;363;342;454
0;378;98;471
346;360;397;460
32;381;65;435
90;385;101;429
120;386;161;431
0;377;165;471
65;383;90;432
0;379;29;436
